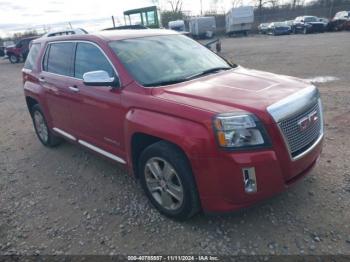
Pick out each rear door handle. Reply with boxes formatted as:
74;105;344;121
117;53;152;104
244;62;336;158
39;77;46;83
68;86;80;93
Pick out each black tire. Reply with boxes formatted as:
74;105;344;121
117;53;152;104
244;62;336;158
8;54;19;64
138;141;200;220
31;104;62;147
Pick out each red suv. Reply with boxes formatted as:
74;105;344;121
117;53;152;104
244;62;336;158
7;36;38;63
22;30;324;220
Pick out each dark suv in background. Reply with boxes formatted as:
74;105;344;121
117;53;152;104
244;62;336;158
293;16;325;34
6;36;38;63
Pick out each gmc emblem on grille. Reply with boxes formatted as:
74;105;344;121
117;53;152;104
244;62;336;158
297;110;319;131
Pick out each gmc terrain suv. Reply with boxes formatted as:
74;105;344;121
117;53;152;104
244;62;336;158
22;30;324;220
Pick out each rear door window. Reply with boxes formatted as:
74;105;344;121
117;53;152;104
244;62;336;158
46;42;75;76
24;43;41;70
74;42;114;79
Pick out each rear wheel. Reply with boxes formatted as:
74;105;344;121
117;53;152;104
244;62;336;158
31;104;62;147
8;54;19;64
139;141;200;220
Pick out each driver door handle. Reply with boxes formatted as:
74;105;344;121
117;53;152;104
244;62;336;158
68;86;80;93
39;77;46;83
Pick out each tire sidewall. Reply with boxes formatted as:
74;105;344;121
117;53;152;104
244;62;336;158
9;54;18;64
139;143;199;220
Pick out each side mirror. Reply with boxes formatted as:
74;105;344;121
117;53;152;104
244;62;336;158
83;70;119;88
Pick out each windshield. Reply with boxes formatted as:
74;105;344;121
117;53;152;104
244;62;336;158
304;17;317;22
109;34;232;87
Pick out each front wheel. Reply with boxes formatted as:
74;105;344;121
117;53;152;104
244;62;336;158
8;54;19;64
31;104;62;147
139;141;200;220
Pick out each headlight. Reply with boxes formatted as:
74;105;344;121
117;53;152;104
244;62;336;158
213;113;270;149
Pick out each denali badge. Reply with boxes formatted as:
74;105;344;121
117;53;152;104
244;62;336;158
297;110;319;131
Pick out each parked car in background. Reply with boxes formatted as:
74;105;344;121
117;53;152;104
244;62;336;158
41;28;87;38
258;23;270;34
317;17;329;30
168;20;186;32
328;11;350;31
226;6;254;36
293;16;325;34
284;20;294;30
267;22;291;35
6;36;38;63
22;30;324;220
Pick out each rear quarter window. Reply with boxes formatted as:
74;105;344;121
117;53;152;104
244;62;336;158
23;43;41;70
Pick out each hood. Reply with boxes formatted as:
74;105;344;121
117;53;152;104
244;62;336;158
152;66;312;122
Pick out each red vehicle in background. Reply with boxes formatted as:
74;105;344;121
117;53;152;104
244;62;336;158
6;36;38;63
22;30;324;220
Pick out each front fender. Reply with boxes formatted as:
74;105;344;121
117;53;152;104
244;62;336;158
124;108;212;169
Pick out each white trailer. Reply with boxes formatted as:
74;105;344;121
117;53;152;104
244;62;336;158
189;16;216;38
225;6;254;35
168;20;186;32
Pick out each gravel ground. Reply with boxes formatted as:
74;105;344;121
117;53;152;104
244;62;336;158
0;32;349;256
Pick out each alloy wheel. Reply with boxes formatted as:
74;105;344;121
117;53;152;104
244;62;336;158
34;111;48;142
144;157;184;211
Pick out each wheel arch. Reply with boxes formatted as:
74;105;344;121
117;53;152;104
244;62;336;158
25;96;39;115
130;132;192;180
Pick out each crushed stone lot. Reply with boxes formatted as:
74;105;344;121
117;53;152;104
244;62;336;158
0;32;349;256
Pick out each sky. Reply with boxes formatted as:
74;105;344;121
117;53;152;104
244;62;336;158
0;0;244;38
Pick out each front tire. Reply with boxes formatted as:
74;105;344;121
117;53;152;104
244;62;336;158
31;104;62;147
139;141;200;220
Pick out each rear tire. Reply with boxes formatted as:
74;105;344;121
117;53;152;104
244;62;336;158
31;104;62;147
139;141;200;220
9;54;19;64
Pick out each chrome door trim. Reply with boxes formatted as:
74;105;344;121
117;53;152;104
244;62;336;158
53;127;76;141
78;140;126;164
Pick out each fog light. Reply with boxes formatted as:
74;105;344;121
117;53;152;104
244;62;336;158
242;167;257;193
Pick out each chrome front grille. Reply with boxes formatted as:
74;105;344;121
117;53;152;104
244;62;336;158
267;86;324;160
278;100;323;158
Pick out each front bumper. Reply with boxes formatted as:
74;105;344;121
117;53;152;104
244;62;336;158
190;135;323;213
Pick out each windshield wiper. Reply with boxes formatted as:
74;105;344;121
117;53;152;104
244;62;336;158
143;67;232;87
185;67;232;80
143;78;189;87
